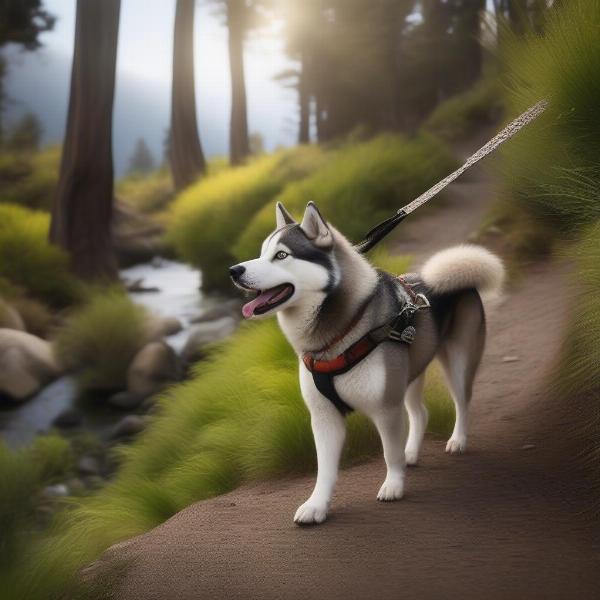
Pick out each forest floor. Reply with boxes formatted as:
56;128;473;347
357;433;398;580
90;134;600;600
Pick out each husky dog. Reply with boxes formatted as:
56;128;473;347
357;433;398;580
229;202;504;525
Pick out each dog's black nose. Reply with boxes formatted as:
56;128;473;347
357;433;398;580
229;265;246;281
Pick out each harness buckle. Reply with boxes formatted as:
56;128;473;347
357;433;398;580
388;292;430;345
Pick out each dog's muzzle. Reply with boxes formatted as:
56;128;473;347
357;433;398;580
229;265;246;283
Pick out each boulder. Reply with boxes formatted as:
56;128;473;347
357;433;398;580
53;408;83;428
42;483;69;499
0;329;61;400
181;317;238;364
127;341;180;399
108;390;145;410
0;298;25;331
191;300;243;324
145;315;183;340
77;455;101;477
111;415;146;439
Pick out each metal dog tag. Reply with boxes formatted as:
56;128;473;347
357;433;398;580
400;326;416;344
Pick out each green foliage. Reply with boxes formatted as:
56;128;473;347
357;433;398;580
0;435;72;572
167;145;325;290
500;0;600;230
555;223;600;410
117;168;174;215
0;145;60;210
55;290;150;392
424;77;504;142
0;203;81;307
5;112;43;151
234;134;456;261
8;249;455;599
127;138;155;175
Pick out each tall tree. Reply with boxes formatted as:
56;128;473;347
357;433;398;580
50;0;120;281
0;0;54;144
226;0;250;165
170;0;206;190
128;138;156;175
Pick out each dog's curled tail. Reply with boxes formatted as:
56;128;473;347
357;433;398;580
421;244;505;297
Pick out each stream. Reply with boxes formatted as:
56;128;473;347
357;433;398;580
0;258;224;449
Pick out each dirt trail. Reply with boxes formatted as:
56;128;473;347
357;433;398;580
95;137;600;600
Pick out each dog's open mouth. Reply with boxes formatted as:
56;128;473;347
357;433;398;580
242;284;295;318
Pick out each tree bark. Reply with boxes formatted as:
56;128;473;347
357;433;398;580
50;0;120;281
170;0;206;190
507;0;529;34
297;49;310;144
227;0;249;165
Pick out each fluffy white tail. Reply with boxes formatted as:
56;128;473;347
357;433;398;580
421;245;505;296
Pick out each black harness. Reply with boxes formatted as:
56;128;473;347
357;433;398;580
302;278;430;415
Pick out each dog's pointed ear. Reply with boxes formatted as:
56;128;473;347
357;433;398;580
275;201;295;229
300;202;332;248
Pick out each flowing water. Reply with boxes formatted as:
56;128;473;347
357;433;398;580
0;258;219;448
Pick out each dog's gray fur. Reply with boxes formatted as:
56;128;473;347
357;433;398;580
231;202;504;524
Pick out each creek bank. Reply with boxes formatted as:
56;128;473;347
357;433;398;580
0;257;243;449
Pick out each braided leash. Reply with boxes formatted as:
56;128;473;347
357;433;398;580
355;100;548;254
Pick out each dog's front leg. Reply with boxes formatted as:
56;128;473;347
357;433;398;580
295;371;346;524
371;405;407;501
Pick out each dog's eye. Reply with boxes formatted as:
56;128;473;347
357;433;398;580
275;251;288;260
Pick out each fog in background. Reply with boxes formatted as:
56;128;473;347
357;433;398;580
2;0;296;177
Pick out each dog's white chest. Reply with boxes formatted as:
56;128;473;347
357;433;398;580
299;346;393;415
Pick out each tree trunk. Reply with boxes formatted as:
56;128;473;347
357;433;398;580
459;0;485;90
507;0;529;34
227;0;249;166
297;49;310;144
170;0;206;190
50;0;120;281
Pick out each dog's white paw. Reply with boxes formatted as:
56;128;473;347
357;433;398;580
293;499;328;525
377;476;405;502
445;435;467;454
405;447;420;466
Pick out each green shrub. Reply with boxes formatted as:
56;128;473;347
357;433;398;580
424;77;504;142
233;134;456;261
0;204;81;307
552;222;600;464
55;289;150;392
0;146;60;210
166;145;325;290
117;168;174;215
8;249;454;599
499;0;600;230
0;435;72;571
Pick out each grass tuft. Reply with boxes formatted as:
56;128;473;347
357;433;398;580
0;146;60;210
54;289;150;392
167;146;325;290
233;134;456;261
0;204;81;307
424;77;504;142
499;0;600;230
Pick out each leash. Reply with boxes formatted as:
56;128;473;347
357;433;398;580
354;100;548;254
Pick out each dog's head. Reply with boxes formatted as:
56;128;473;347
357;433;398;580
229;202;339;319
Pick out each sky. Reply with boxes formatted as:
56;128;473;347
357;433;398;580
3;0;297;176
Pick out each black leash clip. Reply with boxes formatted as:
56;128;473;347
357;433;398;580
389;293;430;345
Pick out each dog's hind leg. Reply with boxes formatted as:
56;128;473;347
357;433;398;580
371;404;407;501
404;374;427;466
437;290;485;454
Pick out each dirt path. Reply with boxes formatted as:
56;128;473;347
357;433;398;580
95;139;600;600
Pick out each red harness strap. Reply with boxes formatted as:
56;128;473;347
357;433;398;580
303;334;377;374
302;276;428;415
302;276;423;377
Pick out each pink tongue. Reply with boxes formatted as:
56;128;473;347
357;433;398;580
242;288;281;318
